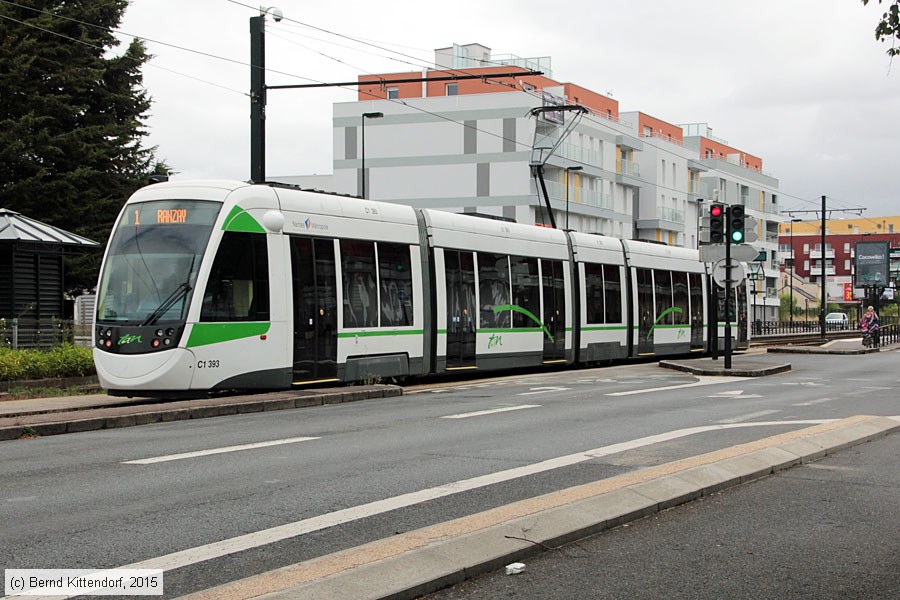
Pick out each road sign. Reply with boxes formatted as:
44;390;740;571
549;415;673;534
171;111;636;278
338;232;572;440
700;243;757;263
712;258;745;289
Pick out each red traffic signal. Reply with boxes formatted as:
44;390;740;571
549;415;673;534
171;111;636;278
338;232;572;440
709;203;725;243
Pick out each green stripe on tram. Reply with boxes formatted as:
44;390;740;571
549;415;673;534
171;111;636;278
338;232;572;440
222;205;265;233
186;322;271;347
337;329;424;338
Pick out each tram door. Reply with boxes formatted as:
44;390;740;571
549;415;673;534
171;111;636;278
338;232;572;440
636;268;655;355
689;273;705;350
444;250;476;369
290;237;338;381
541;259;566;362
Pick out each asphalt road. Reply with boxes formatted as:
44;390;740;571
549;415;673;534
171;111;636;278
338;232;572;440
424;429;900;600
1;349;898;598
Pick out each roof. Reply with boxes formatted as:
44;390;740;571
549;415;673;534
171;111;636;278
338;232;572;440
0;209;100;247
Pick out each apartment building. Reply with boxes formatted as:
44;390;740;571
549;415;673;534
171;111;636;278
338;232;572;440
277;43;784;318
779;217;900;303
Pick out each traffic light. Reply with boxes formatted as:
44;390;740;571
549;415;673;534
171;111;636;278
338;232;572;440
709;203;725;243
728;204;745;243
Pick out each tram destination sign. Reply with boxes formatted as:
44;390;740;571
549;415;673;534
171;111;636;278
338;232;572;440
854;240;890;287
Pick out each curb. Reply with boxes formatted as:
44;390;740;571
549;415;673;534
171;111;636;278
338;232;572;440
658;360;792;377
178;415;899;600
0;385;402;442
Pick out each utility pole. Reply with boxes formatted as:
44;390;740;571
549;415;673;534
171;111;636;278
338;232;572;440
249;14;266;183
820;195;826;337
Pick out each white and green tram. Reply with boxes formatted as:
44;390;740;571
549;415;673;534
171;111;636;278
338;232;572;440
93;180;748;396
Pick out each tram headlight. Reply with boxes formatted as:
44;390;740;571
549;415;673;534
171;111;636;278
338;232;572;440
105;329;113;338
165;328;175;337
163;338;172;346
151;339;161;349
104;339;112;348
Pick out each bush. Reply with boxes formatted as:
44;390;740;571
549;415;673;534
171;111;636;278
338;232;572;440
0;344;95;382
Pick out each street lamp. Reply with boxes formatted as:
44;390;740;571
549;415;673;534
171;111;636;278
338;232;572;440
361;111;383;199
790;218;801;323
565;166;583;231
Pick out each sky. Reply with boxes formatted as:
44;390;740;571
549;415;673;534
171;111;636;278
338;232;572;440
116;0;900;219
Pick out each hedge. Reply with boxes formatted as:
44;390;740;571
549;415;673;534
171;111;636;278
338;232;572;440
0;344;96;382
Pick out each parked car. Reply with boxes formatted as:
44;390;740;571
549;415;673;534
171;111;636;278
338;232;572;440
825;312;850;329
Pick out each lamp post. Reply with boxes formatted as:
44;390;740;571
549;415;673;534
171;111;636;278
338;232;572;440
361;111;383;199
565;165;582;231
790;218;801;323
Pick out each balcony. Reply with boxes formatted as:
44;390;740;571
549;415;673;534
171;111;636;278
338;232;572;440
616;159;640;177
536;180;614;210
657;206;685;223
810;266;837;276
557;142;602;168
810;249;835;259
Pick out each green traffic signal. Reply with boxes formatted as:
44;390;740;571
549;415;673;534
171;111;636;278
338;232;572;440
731;230;744;242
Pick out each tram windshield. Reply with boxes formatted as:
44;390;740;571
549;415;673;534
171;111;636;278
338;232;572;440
96;200;222;324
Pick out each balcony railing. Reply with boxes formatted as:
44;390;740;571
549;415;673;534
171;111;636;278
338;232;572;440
641;131;684;146
657;206;685;223
557;142;602;168
616;159;640;177
536;180;614;210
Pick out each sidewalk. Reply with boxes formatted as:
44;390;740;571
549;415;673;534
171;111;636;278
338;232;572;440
0;384;402;441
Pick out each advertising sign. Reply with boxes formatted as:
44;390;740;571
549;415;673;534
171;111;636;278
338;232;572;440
844;284;853;301
854;241;890;287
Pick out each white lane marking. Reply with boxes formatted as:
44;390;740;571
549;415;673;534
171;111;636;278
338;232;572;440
34;418;832;593
708;390;763;399
792;398;834;407
716;410;781;424
862;386;892;390
442;405;540;419
607;376;745;396
123;437;320;465
517;386;571;396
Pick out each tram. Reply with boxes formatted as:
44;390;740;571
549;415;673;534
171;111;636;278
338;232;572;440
93;180;749;396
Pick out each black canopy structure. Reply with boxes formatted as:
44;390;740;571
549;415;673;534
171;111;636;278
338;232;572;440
0;208;100;322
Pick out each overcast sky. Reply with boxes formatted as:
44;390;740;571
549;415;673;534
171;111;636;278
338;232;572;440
117;0;900;219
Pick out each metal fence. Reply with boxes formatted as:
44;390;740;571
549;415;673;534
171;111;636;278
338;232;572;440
0;319;93;350
753;315;898;337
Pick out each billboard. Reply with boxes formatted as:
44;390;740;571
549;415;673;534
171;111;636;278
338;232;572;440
854;241;890;287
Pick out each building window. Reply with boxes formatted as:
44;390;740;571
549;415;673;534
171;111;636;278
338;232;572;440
845;259;851;271
844;243;850;252
643;126;652;137
804;260;809;271
803;243;809;254
446;83;458;96
387;87;399;99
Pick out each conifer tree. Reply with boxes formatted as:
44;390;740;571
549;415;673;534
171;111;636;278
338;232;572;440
0;0;168;292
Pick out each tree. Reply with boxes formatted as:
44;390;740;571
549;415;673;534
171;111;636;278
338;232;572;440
0;0;169;293
862;0;900;57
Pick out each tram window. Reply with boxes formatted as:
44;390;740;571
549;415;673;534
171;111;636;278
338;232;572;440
341;239;377;328
672;271;689;325
584;263;605;324
478;252;511;328
510;256;540;328
378;242;413;327
654;270;674;325
200;232;269;322
603;264;622;323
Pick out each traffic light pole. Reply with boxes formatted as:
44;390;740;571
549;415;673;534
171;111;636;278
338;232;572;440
724;211;733;369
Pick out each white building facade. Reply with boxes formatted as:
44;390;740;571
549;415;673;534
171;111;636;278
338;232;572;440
277;44;784;320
